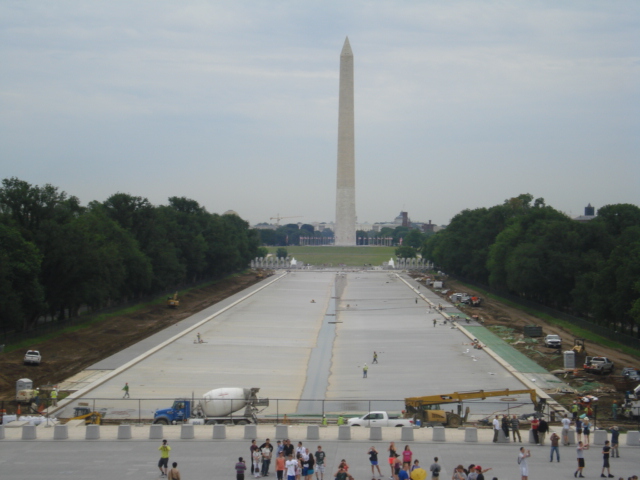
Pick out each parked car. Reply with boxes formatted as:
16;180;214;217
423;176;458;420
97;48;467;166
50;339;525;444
621;367;640;381
544;335;562;348
23;350;41;366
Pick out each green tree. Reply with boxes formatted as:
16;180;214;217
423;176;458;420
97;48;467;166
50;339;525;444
276;247;288;258
0;223;45;330
395;245;417;258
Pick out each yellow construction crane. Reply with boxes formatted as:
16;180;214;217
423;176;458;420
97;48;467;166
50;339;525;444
404;388;543;427
270;214;302;226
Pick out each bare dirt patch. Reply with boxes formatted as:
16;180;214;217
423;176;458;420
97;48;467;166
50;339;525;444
412;276;640;428
0;273;266;405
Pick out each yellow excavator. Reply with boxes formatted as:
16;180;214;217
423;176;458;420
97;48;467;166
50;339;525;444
404;388;544;428
66;407;105;425
167;292;179;308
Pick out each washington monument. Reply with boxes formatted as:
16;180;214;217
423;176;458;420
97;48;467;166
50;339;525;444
334;37;356;246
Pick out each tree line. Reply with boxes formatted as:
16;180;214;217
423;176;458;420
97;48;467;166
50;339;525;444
422;194;640;337
0;177;261;332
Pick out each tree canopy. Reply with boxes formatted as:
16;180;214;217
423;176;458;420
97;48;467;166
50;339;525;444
422;195;640;337
0;178;260;332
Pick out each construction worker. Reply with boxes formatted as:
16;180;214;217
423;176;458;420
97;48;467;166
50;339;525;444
50;388;58;407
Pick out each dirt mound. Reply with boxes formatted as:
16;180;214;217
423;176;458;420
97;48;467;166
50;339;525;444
0;273;263;403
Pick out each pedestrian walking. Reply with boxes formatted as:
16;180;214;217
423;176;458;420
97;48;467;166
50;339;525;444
518;447;531;480
398;464;410;480
237;457;248;480
168;462;181;480
561;414;572;445
388;442;397;478
253;444;263;477
550;431;560;462
285;454;298;480
538;417;549;445
429;457;440;479
492;416;500;443
315;446;326;480
530;417;540;445
305;448;315;480
600;440;614;478
451;465;466;480
401;445;412;468
575;441;589;478
363;363;369;378
511;415;522;442
122;382;130;398
571;401;579;420
433;319;436;327
409;462;426;480
501;415;510;439
575;417;583;443
260;438;273;476
334;466;354;480
373;352;378;364
368;446;382;477
158;439;171;477
610;426;620;458
275;453;285;480
582;417;591;445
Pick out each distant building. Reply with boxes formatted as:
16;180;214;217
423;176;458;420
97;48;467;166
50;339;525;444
573;204;597;222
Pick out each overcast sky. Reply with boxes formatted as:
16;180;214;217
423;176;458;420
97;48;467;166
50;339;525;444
1;1;638;226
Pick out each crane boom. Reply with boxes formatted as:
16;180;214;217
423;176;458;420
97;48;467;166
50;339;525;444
405;388;539;409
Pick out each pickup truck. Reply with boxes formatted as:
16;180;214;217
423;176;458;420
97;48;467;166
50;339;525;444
347;411;414;428
23;350;41;365
584;356;614;374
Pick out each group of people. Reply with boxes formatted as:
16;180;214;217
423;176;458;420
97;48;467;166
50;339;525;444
234;440;498;480
237;439;327;480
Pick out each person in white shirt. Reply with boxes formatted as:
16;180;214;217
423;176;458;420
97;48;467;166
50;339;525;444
286;455;299;480
492;416;500;442
561;414;572;445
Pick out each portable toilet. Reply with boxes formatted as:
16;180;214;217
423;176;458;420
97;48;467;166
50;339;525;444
563;351;576;369
16;378;32;394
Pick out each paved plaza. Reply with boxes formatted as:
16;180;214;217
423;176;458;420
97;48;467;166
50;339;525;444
53;271;537;421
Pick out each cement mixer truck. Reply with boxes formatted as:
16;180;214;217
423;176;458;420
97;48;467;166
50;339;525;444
153;387;268;425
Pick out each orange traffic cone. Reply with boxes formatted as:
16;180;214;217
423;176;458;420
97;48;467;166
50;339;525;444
16;404;21;415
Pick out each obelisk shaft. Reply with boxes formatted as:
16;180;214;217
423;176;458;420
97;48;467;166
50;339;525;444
335;37;356;246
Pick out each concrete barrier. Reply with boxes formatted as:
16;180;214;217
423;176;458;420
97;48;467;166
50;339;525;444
118;425;132;440
464;428;478;442
567;430;575;445
181;424;194;439
432;426;445;442
244;425;257;440
338;426;351;440
0;425;4;440
497;430;510;443
213;425;226;439
401;427;414;442
85;424;100;440
276;425;289;440
307;425;320;440
626;431;640;446
528;430;536;444
149;424;163;439
53;425;68;440
22;425;37;440
369;426;382;441
593;429;607;445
